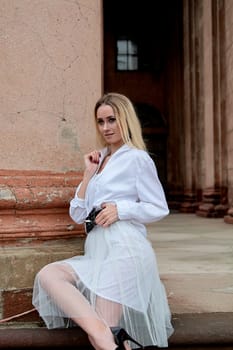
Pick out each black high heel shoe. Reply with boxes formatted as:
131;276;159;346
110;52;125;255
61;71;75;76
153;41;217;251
111;327;143;349
111;327;159;349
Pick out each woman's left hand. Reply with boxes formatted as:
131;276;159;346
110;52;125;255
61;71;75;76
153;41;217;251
95;203;119;227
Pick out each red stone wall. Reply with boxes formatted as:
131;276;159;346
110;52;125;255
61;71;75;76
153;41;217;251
0;170;84;244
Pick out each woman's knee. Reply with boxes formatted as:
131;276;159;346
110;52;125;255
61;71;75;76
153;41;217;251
37;263;56;287
37;263;76;287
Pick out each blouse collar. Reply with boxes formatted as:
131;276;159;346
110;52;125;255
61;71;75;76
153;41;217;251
100;143;131;159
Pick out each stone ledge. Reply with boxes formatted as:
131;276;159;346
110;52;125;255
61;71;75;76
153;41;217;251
0;208;84;243
0;170;85;242
0;238;85;322
0;237;84;292
0;313;233;348
170;313;233;345
0;170;82;210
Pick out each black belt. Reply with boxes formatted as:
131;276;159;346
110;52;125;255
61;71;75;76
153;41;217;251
84;208;102;233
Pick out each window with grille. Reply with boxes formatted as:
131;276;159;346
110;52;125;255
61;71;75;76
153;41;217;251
116;39;138;71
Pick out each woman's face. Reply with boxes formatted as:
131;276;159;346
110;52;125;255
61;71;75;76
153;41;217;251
96;104;123;149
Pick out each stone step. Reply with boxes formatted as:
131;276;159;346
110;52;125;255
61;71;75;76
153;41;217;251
1;214;232;349
0;313;233;349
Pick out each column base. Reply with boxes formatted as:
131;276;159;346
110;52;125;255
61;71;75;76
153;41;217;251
196;187;228;218
224;207;233;224
180;189;200;213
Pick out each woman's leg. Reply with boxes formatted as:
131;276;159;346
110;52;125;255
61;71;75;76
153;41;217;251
96;296;122;326
37;263;118;350
92;297;130;350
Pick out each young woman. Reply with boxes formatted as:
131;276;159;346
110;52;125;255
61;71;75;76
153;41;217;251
32;92;174;350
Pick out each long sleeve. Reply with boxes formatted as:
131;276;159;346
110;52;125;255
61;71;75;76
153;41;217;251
69;183;88;224
115;152;169;223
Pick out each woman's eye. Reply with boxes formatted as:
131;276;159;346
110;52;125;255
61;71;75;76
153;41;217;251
97;119;104;125
109;117;116;123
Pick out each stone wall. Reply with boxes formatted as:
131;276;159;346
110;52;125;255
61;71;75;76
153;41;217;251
0;0;102;172
0;0;102;321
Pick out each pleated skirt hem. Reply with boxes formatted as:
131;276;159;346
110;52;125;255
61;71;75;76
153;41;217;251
32;221;174;347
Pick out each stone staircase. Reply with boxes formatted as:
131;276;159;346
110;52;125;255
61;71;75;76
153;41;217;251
1;214;233;349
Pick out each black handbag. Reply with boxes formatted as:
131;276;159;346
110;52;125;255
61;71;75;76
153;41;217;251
84;208;102;233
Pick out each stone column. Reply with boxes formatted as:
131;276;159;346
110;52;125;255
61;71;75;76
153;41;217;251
165;1;184;210
223;0;233;224
196;0;228;218
181;0;202;213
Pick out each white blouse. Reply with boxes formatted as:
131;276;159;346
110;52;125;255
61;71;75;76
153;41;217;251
69;144;169;236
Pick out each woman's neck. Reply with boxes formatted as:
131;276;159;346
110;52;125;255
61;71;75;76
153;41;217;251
108;142;124;156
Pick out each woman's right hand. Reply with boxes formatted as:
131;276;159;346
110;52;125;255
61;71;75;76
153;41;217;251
83;150;101;178
77;150;101;199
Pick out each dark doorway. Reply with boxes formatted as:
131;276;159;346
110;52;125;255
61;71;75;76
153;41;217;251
134;103;167;188
103;0;183;192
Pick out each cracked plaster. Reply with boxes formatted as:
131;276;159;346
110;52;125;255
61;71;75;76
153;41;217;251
0;0;101;171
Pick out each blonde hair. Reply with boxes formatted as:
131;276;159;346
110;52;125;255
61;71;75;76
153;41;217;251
94;92;147;151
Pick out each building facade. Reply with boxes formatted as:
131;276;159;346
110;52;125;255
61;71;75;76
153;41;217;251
104;0;233;223
0;0;232;323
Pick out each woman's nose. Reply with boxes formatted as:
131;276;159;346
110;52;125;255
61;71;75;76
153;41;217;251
103;122;109;129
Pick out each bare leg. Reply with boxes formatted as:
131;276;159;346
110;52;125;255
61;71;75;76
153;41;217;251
94;297;131;350
96;296;122;326
37;263;119;350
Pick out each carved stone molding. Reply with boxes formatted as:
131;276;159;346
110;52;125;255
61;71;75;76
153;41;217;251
0;170;84;244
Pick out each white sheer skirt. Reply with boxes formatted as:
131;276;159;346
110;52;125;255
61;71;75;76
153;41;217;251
32;221;174;347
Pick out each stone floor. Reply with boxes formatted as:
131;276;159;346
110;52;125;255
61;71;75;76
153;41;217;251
147;213;233;314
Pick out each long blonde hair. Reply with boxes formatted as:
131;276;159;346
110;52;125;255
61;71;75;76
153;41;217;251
94;92;147;151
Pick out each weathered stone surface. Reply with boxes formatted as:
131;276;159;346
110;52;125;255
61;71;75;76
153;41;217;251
0;1;101;172
0;187;16;208
0;236;85;321
0;171;84;242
